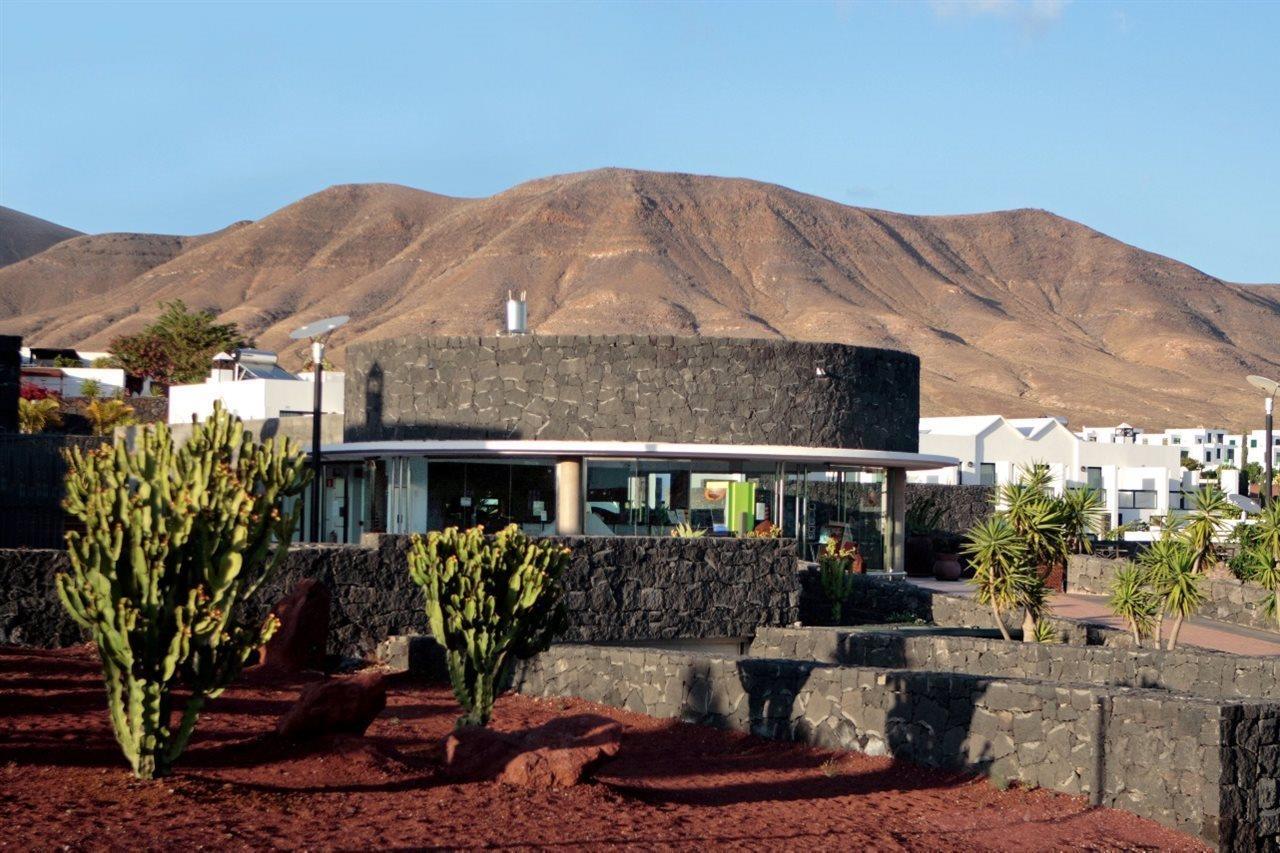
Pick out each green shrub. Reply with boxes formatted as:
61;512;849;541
56;405;309;778
670;522;706;538
18;397;62;434
1031;619;1061;643
818;539;860;622
407;524;569;728
78;378;102;400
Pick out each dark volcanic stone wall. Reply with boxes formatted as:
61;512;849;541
557;536;798;642
514;643;1256;845
344;334;919;451
261;536;800;656
4;537;800;658
0;549;83;647
905;484;994;535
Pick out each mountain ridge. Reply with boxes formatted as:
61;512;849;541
0;206;82;268
1;168;1276;431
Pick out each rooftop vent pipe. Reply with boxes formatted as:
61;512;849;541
505;290;528;335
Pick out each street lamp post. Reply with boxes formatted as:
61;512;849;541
1247;375;1279;508
290;315;350;541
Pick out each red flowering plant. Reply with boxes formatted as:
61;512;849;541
20;383;60;401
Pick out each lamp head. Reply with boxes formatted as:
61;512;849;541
1247;375;1280;398
290;315;350;342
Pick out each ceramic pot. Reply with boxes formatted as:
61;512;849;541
933;554;963;582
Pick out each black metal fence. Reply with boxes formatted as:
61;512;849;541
0;435;104;548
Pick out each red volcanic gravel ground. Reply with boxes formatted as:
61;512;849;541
0;645;1204;851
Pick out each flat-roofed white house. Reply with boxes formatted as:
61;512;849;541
910;415;1186;528
166;349;344;425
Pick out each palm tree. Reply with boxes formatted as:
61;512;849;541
1107;562;1157;645
18;398;62;434
962;517;1038;641
84;399;136;436
1180;486;1235;574
1060;486;1105;554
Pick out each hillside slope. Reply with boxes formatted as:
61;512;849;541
1;169;1276;429
0;206;81;267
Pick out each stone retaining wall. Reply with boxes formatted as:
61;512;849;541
752;626;1280;701
805;571;1127;646
343;334;919;451
0;536;799;658
1070;554;1278;634
514;643;1276;846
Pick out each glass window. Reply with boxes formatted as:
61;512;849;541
1085;467;1103;490
978;463;996;486
427;460;556;534
1118;489;1157;510
585;458;778;537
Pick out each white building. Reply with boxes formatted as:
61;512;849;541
19;346;149;397
912;415;1185;528
167;349;344;425
1231;429;1280;471
1083;424;1279;473
1132;427;1234;469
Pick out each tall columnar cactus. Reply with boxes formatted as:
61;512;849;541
407;524;569;728
55;404;309;779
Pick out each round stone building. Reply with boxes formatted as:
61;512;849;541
311;334;952;572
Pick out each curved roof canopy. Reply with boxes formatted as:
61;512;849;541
320;439;956;471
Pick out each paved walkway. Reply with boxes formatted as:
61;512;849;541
907;577;1280;656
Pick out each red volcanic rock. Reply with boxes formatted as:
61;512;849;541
276;671;387;740
259;580;330;675
443;714;622;789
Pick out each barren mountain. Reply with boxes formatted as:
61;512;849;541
0;207;81;267
1;169;1276;429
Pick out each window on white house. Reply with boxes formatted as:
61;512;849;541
1085;467;1103;490
1118;489;1158;509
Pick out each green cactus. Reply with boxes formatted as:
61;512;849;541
407;524;569;728
55;403;309;779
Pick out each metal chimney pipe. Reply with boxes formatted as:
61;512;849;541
505;290;528;335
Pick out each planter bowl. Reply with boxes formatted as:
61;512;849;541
933;554;963;582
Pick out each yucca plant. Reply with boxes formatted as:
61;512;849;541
1249;502;1280;629
1136;535;1184;645
996;464;1068;577
961;517;1040;641
1060;486;1105;554
1159;543;1204;650
669;522;706;538
1031;619;1060;644
1180;486;1235;574
1107;562;1158;646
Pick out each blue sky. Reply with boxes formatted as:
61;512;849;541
1;1;1277;282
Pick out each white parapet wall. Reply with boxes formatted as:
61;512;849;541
167;374;344;424
22;367;139;397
